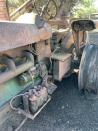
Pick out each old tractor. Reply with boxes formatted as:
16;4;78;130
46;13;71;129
0;0;97;130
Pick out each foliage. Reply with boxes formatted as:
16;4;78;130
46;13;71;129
8;0;27;13
8;0;26;7
73;0;96;18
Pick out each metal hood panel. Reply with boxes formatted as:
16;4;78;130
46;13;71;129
0;21;52;52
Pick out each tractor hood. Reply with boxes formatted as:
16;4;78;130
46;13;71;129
0;15;52;52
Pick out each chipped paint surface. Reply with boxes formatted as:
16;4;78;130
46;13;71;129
0;21;52;52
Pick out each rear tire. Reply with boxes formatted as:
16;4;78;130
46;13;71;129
78;44;98;93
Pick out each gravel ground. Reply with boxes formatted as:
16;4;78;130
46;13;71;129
1;73;98;131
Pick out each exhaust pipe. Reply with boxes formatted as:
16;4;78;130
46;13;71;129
0;51;34;84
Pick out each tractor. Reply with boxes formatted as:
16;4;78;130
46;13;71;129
0;0;97;130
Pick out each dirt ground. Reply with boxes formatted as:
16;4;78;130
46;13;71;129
1;73;98;131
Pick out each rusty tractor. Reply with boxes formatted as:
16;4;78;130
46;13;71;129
0;0;97;130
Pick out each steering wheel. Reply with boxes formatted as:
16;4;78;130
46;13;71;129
34;0;57;20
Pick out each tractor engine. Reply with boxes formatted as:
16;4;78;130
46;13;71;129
0;14;52;124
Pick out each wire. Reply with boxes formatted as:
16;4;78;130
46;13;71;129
10;93;25;111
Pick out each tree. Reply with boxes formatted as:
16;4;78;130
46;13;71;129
7;0;96;19
73;0;96;18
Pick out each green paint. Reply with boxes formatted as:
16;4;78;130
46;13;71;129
0;76;41;107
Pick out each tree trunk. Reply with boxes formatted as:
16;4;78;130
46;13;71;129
56;0;71;19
